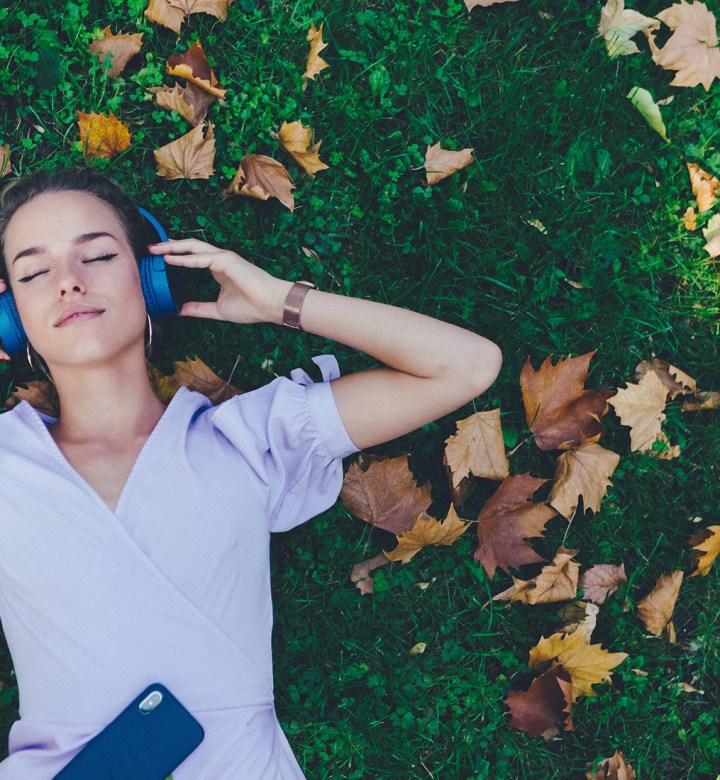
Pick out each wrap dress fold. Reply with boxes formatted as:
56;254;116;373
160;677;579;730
0;355;359;778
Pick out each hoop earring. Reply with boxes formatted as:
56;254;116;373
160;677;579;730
26;342;55;385
145;314;153;355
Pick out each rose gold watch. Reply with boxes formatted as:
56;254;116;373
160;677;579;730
282;281;316;331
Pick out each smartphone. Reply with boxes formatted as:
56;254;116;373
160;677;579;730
53;683;205;780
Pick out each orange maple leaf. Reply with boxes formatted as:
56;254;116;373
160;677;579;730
304;23;329;80
686;161;719;212
384;506;470;564
145;0;231;35
77;111;131;160
223;154;296;212
688;525;720;576
154;124;216;180
88;27;143;79
279;121;329;176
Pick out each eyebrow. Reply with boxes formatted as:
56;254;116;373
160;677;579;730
11;232;118;265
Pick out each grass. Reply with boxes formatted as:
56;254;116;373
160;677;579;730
1;0;720;776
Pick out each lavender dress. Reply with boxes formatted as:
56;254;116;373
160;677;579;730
0;356;358;779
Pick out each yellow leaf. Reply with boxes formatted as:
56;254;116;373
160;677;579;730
88;26;143;79
636;571;683;636
424;142;474;185
494;546;579;604
687;162;719;212
683;206;697;230
385;506;470;564
77;111;131;160
223;154;296;212
608;371;667;452
304;23;329;80
444;408;509;485
279;121;329;176
154;123;215;180
688;525;720;576
409;642;427;654
548;443;620;519
145;0;231;34
598;0;659;58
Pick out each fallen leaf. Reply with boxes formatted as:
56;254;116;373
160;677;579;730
608;370;667;452
89;27;143;79
634;359;697;400
646;429;681;460
409;642;427;654
474;473;556;578
151;82;216;126
340;454;433;535
279;121;329;175
424;142;474;185
683;207;697;229
223;154;296;211
0;145;10;177
627;87;669;142
580;563;627;604
505;666;573;738
558;601;599;641
444;408;509;485
465;0;519;8
443;453;474;507
682;389;720;411
5;380;59;417
645;0;720;90
520;351;612;451
598;0;659;58
636;570;683;636
529;628;628;700
350;552;390;596
586;750;637;780
384;506;470;564
494;546;579;604
145;0;232;35
171;357;243;404
154;123;215;180
77;111;131;160
304;23;329;80
548;443;620;520
687;162;719;212
688;525;720;576
167;41;226;100
701;212;720;258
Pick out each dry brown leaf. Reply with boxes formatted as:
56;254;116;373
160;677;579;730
580;563;627;604
0;145;10;177
598;0;659;58
6;380;59;417
145;0;232;34
340;454;433;535
520;352;612;451
646;1;720;90
548;443;620;520
424;142;474;185
634;358;697;400
683;206;697;230
608;371;667;452
687;162;719;212
682;389;720;411
444;408;509;485
223;154;295;211
637;570;683;636
586;750;637;780
688;525;720;576
304;23;329;80
646;429;681;460
474;473;556;578
505;666;573;738
279;121;329;176
384;506;470;564
77;111;131;160
529;628;628;700
558;601;599;641
154;123;215;180
172;357;242;404
89;27;143;79
167;41;226;100
151;82;216;126
350;552;390;596
465;0;519;8
701;212;720;258
493;546;579;604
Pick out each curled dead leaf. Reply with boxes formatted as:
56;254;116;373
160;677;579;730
608;371;667;452
444;408;509;485
89;27;143;79
223;154;295;211
548;443;620;520
493;546;579;604
636;570;683;636
151;82;216;126
466;0;519;8
350;551;390;596
424;142;474;185
598;0;659;58
683;207;697;230
580;563;627;604
77;111;131;160
0;145;10;177
687;162;719;212
701;212;720;258
279;121;329;176
154;123;216;180
634;359;696;400
6;380;59;417
384;506;470;564
505;666;573;738
585;750;636;780
688;525;720;576
145;0;232;35
167;41;226;101
304;23;329;80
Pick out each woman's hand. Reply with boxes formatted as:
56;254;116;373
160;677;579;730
148;239;292;325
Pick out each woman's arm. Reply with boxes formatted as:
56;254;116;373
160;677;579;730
154;239;501;450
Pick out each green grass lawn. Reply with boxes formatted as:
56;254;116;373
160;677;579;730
1;0;719;776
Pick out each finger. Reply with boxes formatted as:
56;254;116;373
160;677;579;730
178;301;223;320
148;238;219;255
0;279;8;293
0;349;9;362
162;252;217;270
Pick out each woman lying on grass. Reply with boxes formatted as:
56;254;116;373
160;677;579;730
0;167;501;778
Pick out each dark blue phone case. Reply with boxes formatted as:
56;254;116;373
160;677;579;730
53;683;204;779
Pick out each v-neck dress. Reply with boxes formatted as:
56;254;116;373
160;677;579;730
0;355;359;779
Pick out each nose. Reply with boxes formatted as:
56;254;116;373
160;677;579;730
56;266;87;298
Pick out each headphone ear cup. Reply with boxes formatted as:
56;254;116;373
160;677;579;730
0;290;27;356
139;254;179;319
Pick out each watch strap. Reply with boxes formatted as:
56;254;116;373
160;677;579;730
282;281;316;331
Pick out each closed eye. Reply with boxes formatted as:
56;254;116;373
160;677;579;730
18;270;48;284
82;253;117;264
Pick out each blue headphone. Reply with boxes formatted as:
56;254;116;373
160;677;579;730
0;206;179;356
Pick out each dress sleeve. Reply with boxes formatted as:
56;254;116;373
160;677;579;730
209;355;360;532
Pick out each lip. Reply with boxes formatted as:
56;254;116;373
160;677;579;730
54;304;106;327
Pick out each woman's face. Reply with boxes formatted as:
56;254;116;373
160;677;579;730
3;190;146;369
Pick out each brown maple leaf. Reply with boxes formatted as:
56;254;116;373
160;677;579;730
174;357;242;404
548;443;620;519
424;142;474;185
340;454;433;535
154;123;215;180
494;546;579;604
558;601;599;641
223;154;296;211
167;41;226;101
151;82;216;126
686;161;719;212
646;1;720;90
634;358;696;400
636;570;683;636
77;111;131;160
384;506;470;564
520;351;612;451
89;27;143;79
145;0;231;35
586;750;637;780
0;145;10;177
445;409;509;484
598;0;659;58
688;525;720;576
608;371;667;452
580;563;627;604
474;473;556;578
505;666;573;738
304;23;329;80
279;121;329;176
682;388;720;411
6;380;59;417
350;551;390;595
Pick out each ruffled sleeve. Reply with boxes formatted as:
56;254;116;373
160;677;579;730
208;355;359;532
